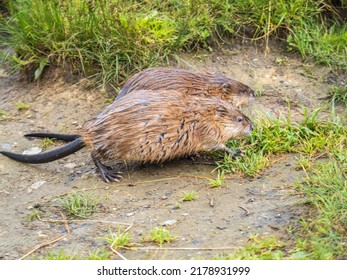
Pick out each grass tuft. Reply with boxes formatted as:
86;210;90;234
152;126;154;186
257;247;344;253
59;191;101;219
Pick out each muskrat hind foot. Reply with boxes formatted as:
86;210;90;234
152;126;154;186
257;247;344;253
92;156;123;183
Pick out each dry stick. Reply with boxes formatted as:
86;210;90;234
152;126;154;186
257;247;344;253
37;216;132;227
239;206;250;216
109;224;134;260
131;246;236;251
19;211;71;260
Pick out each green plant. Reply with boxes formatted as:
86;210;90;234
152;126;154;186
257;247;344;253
42;250;79;260
0;109;9;120
328;85;347;105
180;191;198;202
100;228;134;250
87;249;112;260
208;170;225;188
147;226;176;246
214;235;285;260
60;192;101;219
40;137;55;150
15;101;29;110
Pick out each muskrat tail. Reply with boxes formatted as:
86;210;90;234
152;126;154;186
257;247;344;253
0;138;85;164
25;132;81;142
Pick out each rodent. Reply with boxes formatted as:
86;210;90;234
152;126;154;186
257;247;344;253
29;67;255;142
0;89;254;183
117;67;255;107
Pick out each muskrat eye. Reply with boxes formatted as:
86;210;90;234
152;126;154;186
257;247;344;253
237;116;243;123
240;87;247;94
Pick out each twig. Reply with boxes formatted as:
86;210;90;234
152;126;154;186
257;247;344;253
239;206;250;216
19;212;71;260
132;246;236;251
37;216;132;227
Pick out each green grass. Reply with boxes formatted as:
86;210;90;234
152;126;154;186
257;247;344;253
214;235;285;260
59;191;101;219
180;191;198;202
15;100;29;110
0;109;8;120
0;0;346;86
327;85;347;105
218;108;347;176
40;137;55;150
147;226;176;247
208;170;225;188
42;249;79;260
215;108;347;259
100;228;134;250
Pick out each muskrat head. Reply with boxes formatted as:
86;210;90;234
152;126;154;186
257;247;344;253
216;105;254;140
222;82;255;107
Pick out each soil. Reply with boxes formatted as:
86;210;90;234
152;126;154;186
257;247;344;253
0;43;343;260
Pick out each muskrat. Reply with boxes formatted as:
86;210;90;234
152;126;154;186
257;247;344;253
26;67;255;142
117;67;255;106
0;90;254;182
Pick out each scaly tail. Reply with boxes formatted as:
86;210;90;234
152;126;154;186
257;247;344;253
0;138;85;163
25;132;81;142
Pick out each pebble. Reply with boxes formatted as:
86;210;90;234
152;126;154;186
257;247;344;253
126;212;135;217
23;147;42;155
64;162;77;169
30;180;46;190
161;219;177;226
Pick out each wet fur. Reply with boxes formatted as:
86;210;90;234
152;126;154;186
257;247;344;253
117;67;255;107
1;90;253;182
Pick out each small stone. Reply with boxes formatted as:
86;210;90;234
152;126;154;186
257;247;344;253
23;147;42;155
216;226;227;230
126;212;135;217
30;181;46;190
64;162;77;169
161;219;177;226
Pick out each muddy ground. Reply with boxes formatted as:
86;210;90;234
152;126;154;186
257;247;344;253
0;43;343;260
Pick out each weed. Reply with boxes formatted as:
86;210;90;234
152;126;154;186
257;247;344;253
214;235;285;260
42;250;79;260
87;249;112;260
0;109;8;120
15;101;29;110
27;210;40;221
295;155;313;172
180;191;198;202
147;226;176;247
328;85;347;105
59;192;101;219
100;228;133;250
208;170;225;188
40;137;55;150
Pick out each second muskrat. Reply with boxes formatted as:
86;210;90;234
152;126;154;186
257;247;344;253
0;90;254;182
117;67;255;106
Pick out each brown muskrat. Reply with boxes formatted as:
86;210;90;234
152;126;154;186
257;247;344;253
0;90;254;182
116;67;255;106
26;67;255;142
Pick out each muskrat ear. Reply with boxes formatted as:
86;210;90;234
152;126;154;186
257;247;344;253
222;83;232;92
